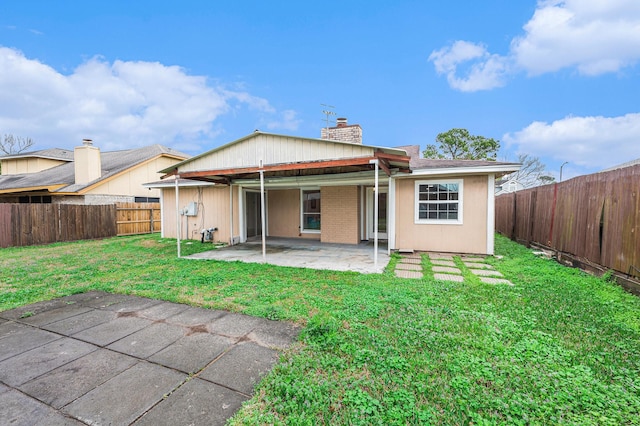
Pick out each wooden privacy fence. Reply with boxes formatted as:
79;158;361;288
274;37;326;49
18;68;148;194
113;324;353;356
495;164;640;280
116;202;161;236
0;204;117;248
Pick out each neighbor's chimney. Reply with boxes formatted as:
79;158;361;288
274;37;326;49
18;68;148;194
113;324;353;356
321;117;363;144
74;139;102;184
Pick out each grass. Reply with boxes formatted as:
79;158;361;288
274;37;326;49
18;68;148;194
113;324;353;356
1;234;639;425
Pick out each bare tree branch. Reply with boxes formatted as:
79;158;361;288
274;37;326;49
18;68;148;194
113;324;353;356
0;134;35;155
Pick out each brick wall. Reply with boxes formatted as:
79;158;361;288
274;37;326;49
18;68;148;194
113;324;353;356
321;125;363;144
320;186;359;244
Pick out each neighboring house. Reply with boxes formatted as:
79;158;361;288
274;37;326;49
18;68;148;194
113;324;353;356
0;140;189;204
495;178;525;195
599;158;640;173
147;119;520;255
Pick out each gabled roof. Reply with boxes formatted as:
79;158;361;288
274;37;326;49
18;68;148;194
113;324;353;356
0;144;189;194
0;148;74;161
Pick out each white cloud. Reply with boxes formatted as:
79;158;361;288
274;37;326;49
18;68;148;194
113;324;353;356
265;109;301;132
431;0;640;90
512;0;640;76
503;112;640;169
428;41;510;92
0;47;294;152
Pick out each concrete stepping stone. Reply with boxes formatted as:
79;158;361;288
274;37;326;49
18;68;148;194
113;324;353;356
434;273;464;282
432;266;462;274
395;270;423;279
461;256;485;262
480;277;514;286
470;269;503;277
399;257;421;264
396;263;422;271
463;262;494;269
431;259;456;267
428;253;454;260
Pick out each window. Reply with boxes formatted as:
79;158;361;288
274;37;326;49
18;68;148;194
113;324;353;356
415;180;463;224
134;196;160;203
301;189;321;232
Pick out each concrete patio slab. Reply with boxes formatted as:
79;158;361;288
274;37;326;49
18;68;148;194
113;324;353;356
0;337;96;387
187;237;389;274
147;332;236;374
42;309;115;336
133;378;248;426
0;387;85;425
0;325;60;362
62;361;186;425
106;321;185;359
19;349;138;409
199;342;279;394
0;291;300;425
72;316;153;346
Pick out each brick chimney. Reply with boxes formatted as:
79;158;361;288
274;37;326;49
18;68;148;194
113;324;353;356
321;117;363;144
74;139;102;184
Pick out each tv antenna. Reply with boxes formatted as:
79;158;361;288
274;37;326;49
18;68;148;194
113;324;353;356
321;104;336;129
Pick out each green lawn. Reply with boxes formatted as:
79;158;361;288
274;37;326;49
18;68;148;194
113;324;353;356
1;234;639;425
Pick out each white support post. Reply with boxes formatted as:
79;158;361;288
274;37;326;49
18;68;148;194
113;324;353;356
372;159;379;268
229;183;234;246
387;176;396;254
260;167;266;261
175;175;181;258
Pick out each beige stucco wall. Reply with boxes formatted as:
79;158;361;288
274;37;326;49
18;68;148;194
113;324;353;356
85;156;179;198
395;175;489;254
161;185;237;243
1;158;67;175
321;186;360;244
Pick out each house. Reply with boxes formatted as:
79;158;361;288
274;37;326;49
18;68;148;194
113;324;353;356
495;178;525;195
148;119;520;255
0;140;189;204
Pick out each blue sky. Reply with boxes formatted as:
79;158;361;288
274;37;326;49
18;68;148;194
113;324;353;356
1;0;639;180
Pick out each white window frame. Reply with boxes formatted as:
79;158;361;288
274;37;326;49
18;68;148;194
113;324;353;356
414;179;463;225
300;188;321;233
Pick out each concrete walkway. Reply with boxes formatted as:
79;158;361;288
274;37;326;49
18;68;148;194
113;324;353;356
188;237;390;274
0;291;300;425
394;252;513;285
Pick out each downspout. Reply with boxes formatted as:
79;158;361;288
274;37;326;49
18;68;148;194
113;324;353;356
487;174;495;255
175;175;181;258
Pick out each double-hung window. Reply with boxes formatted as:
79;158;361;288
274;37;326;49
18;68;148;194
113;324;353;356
301;189;321;232
415;180;463;224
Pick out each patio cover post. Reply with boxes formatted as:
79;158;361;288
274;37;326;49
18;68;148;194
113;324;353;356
371;159;379;268
175;175;181;258
260;168;266;261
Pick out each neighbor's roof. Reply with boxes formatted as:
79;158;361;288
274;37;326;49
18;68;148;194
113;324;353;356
0;144;189;194
0;147;74;161
600;158;640;173
395;145;521;176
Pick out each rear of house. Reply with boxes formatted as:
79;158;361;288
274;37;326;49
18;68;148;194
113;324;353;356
149;121;519;255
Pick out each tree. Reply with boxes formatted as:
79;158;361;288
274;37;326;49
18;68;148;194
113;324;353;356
423;128;500;161
504;153;553;188
0;134;35;155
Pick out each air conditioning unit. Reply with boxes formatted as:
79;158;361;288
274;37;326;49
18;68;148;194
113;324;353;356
185;201;198;216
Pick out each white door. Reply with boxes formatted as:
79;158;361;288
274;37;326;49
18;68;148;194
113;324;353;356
366;187;388;240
